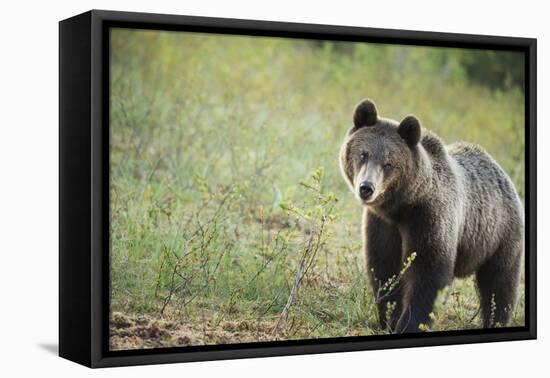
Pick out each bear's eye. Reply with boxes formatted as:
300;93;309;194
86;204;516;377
360;152;369;163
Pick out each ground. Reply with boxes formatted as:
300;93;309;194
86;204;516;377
110;274;525;350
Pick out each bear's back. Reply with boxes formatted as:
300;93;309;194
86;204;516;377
447;142;517;204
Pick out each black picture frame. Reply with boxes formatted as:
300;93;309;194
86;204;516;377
59;9;537;368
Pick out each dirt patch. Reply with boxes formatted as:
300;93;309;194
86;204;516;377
109;312;280;351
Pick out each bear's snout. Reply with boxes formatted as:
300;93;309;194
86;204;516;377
359;181;375;201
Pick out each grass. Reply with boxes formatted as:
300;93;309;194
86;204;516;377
109;28;525;349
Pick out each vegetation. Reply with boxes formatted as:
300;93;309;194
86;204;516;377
109;29;525;350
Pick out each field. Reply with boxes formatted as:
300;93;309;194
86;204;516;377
109;29;525;350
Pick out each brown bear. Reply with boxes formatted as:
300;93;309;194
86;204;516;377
339;98;524;333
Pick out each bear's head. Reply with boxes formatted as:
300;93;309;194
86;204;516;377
339;98;422;208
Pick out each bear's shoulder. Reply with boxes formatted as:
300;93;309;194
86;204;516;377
446;142;488;159
420;130;446;158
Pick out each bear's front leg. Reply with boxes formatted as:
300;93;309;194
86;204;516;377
364;211;403;331
394;229;455;334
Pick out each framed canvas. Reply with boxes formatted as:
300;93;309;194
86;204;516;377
59;9;537;368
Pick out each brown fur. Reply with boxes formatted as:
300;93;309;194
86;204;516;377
339;99;523;333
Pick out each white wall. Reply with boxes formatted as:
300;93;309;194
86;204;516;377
0;0;546;376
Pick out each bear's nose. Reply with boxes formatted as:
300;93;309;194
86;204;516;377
359;181;375;200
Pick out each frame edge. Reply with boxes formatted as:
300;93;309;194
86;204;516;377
59;11;93;368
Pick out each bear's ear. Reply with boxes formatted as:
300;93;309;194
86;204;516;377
353;98;378;129
398;115;421;147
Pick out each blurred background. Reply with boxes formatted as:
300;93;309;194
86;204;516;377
109;28;525;350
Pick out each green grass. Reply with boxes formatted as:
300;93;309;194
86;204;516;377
109;28;525;346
